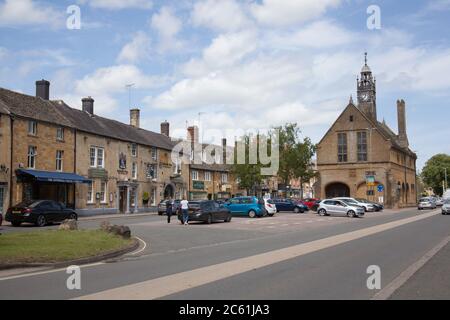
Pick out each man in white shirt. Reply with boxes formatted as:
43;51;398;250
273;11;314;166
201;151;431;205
180;197;189;225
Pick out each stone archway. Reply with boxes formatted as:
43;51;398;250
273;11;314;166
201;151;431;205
164;184;175;199
325;182;350;198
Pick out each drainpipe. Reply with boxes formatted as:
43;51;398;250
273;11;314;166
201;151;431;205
73;128;77;210
9;116;14;207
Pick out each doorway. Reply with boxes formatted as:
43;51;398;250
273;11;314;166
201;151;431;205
119;186;127;213
325;182;350;198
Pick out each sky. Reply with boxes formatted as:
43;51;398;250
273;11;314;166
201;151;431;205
0;0;450;170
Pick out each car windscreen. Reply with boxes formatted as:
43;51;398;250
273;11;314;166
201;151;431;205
419;198;429;202
266;199;274;204
188;202;201;208
445;199;450;204
15;200;40;208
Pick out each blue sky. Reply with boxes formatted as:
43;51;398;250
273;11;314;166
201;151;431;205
1;0;450;170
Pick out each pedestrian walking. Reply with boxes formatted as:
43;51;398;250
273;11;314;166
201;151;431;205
166;198;173;223
180;197;189;225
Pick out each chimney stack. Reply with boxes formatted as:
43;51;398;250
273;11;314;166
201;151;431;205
130;109;140;128
397;99;409;148
82;97;94;115
161;121;170;137
222;138;227;164
36;79;50;100
187;126;199;143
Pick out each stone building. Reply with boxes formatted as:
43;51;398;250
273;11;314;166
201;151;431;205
0;80;187;215
178;126;246;201
316;55;417;208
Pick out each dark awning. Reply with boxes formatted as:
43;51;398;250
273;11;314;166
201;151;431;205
16;169;91;184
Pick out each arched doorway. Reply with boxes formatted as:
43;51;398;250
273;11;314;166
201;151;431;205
325;182;350;198
164;184;174;199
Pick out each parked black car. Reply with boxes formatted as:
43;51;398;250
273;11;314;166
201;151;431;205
177;200;232;224
311;200;322;212
272;198;309;213
5;200;78;227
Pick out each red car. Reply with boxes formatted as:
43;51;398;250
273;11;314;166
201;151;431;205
303;198;320;210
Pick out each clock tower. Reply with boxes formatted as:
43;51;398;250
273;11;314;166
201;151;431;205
357;53;377;120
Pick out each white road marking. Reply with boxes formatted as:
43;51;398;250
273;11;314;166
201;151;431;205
75;210;439;300
0;262;104;281
129;237;147;256
372;234;450;300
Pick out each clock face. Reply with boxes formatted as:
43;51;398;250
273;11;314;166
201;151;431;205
361;93;370;102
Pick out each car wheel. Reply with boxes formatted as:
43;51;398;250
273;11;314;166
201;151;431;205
69;213;77;220
347;210;356;218
248;210;256;218
318;209;327;216
225;215;232;222
206;214;212;224
11;221;21;227
294;207;300;213
36;215;47;227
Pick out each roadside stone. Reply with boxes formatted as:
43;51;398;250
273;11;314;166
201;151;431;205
59;219;78;231
105;224;131;239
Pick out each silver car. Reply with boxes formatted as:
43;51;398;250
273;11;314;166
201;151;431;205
418;198;437;210
333;197;375;212
317;199;365;218
442;199;450;215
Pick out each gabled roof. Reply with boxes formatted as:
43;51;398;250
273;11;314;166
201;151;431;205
0;87;175;151
318;102;417;158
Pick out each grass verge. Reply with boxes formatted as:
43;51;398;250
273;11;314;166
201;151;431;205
0;230;133;264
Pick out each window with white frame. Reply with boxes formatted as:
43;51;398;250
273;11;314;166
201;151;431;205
100;181;107;203
27;146;37;169
90;147;105;168
146;164;157;179
192;170;199;181
131;144;137;157
56;127;64;141
28;121;37;135
87;181;94;203
204;171;211;182
56;150;63;171
221;173;228;183
151;147;157;161
132;162;137;179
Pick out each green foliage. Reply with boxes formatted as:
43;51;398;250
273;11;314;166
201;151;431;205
142;191;150;201
0;230;132;264
421;154;450;196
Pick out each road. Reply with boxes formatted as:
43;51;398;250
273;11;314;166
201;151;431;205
0;207;449;300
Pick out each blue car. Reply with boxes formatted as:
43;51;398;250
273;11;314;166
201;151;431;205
225;196;267;218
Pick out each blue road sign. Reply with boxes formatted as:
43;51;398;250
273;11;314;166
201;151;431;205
377;184;384;192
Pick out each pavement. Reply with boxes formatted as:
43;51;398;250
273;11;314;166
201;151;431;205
0;207;449;299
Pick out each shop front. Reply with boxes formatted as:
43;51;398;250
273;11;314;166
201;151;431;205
16;169;91;208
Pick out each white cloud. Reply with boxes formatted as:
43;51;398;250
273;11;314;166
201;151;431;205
191;0;251;32
79;0;153;10
251;0;342;27
150;6;183;53
268;20;356;49
117;31;151;63
0;0;63;28
182;30;258;77
70;64;165;113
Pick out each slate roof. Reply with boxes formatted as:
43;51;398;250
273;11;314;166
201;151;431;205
0;87;175;151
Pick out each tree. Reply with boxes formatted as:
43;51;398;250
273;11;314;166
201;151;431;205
231;134;264;195
421;154;450;196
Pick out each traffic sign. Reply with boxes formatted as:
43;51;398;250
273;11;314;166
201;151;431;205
377;184;384;192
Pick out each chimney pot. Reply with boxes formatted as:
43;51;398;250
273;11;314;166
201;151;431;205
130;108;140;128
36;79;50;100
161;121;170;137
187;126;199;143
82;97;94;115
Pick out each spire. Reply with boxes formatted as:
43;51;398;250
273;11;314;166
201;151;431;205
365;52;368;65
349;95;354;105
361;52;371;73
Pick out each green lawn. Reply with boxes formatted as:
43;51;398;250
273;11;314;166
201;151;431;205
0;230;133;264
